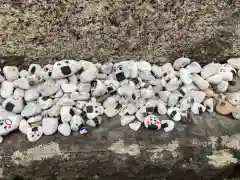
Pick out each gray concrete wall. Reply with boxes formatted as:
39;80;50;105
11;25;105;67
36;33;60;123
1;0;240;65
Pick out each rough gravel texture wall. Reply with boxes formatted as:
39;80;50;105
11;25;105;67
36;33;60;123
1;0;240;65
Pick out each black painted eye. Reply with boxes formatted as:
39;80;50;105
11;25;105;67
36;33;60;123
44;67;48;71
65;60;69;64
57;63;61;66
95;110;98;114
118;66;123;70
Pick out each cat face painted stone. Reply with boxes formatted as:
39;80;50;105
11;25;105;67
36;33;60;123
90;80;107;97
0;115;22;136
2;96;24;114
42;64;53;80
28;64;43;76
144;115;161;130
167;107;181;122
70;115;85;132
113;61;138;81
27;126;43;142
51;60;79;79
104;80;120;94
60;106;75;123
219;64;236;76
84;98;104;120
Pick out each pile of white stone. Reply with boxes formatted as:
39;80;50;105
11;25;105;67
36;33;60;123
0;57;240;143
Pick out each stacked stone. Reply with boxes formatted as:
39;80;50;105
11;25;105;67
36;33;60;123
0;57;240;143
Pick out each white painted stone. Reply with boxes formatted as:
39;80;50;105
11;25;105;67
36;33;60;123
189;90;206;103
79;67;98;83
186;62;201;73
192;74;209;90
159;91;171;103
0;115;22;136
226;92;240;106
1;81;14;98
137;61;151;71
55;78;68;85
28;64;43;75
201;63;220;79
27;126;43;142
61;84;77;93
203;98;214;113
173;57;191;70
2;96;24;114
58;96;75;106
161;120;175;132
13;88;25;97
19;70;29;78
51;60;79;79
179;68;192;85
68;75;78;85
77;83;91;92
21;102;41;117
129;121;141;131
19;119;31;135
228;58;240;69
42;117;58;135
13;78;30;90
104;107;119;117
157;101;167;115
232;106;240;120
151;65;162;78
219;72;233;81
120;115;135;126
58;123;71;136
167;107;181;121
217;81;228;93
24;89;39;102
3;66;19;81
101;62;113;74
70;115;85;132
191;102;206;114
206;74;223;85
38;79;60;97
38;97;53;110
60;106;73;123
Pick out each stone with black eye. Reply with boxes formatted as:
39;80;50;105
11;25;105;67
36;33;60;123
38;96;53;110
226;92;240;106
2;96;24;114
83;97;104;120
51;60;79;79
27;126;43;142
28;64;43;76
104;80;119;94
70;115;85;131
60;106;75;123
90;79;107;97
144;115;161;130
42;64;53;80
167;107;181;122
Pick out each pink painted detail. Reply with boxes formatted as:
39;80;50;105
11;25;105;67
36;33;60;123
156;121;160;124
146;120;150;125
8;125;11;129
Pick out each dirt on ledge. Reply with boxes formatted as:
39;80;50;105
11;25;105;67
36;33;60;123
0;0;240;65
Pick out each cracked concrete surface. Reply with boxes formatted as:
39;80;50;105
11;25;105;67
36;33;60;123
1;113;240;179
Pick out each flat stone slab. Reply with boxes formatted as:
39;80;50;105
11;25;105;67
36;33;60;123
1;113;240;180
